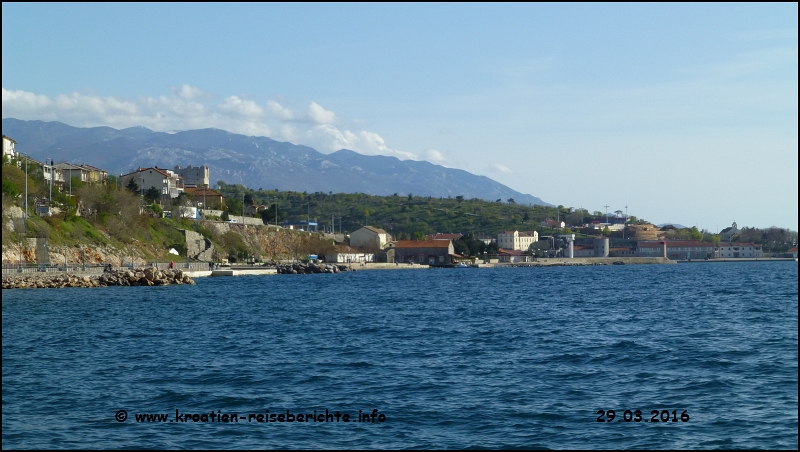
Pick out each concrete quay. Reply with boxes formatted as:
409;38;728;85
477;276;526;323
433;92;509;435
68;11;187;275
676;257;796;263
483;257;675;267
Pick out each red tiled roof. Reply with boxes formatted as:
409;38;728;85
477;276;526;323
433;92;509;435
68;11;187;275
359;226;389;235
425;233;462;240
395;240;452;249
184;187;223;196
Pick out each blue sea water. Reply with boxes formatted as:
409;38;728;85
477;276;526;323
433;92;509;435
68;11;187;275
2;262;797;449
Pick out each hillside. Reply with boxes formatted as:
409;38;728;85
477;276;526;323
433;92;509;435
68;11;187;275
2;118;551;206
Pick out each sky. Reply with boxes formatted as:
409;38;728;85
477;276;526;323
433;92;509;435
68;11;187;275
2;3;797;231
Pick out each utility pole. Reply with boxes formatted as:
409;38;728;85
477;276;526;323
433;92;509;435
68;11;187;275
623;204;628;240
23;153;28;231
48;159;53;217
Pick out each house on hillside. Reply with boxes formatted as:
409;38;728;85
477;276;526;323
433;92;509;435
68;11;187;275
2;135;17;160
41;159;65;188
392;240;454;266
55;163;90;186
183;186;224;209
79;164;107;184
350;226;391;250
719;222;738;242
120;167;184;199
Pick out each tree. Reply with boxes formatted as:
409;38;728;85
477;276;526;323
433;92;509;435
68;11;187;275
2;179;19;197
126;178;139;193
411;231;425;241
227;198;243;217
144;187;160;203
260;205;285;224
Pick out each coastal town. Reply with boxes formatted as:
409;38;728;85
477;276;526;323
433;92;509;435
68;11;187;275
2;133;798;284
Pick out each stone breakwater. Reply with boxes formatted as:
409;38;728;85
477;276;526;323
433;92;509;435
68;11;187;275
275;262;355;274
2;267;195;289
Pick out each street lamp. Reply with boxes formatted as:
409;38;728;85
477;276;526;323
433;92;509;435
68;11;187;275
64;243;67;270
18;239;22;271
42;240;48;272
48;158;53;217
22;153;29;225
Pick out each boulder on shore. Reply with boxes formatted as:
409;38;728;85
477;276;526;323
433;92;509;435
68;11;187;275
2;267;196;289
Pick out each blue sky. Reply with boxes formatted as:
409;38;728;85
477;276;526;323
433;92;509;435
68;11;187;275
3;3;797;231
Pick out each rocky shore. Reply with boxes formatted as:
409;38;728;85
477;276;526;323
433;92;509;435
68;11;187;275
274;262;355;274
2;267;195;289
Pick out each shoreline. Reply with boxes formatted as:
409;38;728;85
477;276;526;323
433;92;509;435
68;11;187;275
3;258;794;287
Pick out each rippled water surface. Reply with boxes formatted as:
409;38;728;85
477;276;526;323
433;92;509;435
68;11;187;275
3;262;797;449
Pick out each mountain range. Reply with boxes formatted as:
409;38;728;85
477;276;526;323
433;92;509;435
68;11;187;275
2;118;550;206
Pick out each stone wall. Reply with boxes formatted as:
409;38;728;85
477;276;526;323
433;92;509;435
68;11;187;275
181;229;215;261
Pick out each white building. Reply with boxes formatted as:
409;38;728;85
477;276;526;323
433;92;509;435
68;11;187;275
497;230;539;251
3;135;17;160
120;167;184;199
715;243;762;258
588;222;624;231
41;159;64;186
349;226;391;250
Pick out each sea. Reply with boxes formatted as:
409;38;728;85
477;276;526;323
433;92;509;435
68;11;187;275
2;261;797;449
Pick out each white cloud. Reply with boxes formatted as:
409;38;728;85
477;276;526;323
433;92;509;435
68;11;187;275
307;102;337;125
1;86;438;164
302;125;417;160
218;95;264;118
266;100;294;120
425;149;445;162
174;84;204;101
490;163;513;174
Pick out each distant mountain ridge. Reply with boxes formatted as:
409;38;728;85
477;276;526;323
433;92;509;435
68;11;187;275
1;118;551;206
